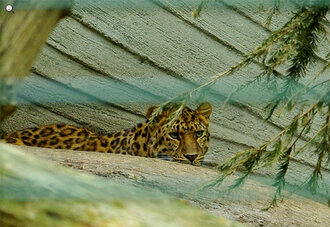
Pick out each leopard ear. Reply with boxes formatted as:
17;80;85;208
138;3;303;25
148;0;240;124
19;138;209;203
146;106;158;120
146;106;170;123
196;102;212;118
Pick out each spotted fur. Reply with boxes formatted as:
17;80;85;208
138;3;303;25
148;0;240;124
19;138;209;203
2;103;212;165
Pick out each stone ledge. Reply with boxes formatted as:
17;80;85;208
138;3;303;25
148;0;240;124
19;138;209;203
4;144;329;227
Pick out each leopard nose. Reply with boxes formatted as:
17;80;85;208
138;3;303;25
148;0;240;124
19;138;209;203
183;154;198;162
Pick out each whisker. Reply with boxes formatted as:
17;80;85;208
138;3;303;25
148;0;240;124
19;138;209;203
173;158;187;161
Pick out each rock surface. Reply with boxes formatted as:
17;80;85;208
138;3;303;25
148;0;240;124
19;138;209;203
7;144;329;227
0;143;242;227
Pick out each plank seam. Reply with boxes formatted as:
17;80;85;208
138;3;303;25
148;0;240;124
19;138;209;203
30;68;146;119
70;12;195;85
218;0;328;63
46;38;165;103
67;11;289;134
41;11;325;166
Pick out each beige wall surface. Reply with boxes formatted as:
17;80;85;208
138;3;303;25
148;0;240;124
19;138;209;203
1;0;329;195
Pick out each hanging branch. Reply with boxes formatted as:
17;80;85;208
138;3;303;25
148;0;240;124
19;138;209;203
264;0;281;28
148;0;329;206
190;1;330;207
149;1;328;125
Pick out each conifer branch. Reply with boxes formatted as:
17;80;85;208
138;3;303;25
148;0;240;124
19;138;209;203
155;1;329;206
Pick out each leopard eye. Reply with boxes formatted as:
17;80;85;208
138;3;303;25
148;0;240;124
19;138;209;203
169;132;180;140
196;131;204;138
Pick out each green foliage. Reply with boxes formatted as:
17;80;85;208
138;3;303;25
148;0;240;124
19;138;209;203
264;0;281;28
192;0;207;19
216;1;329;207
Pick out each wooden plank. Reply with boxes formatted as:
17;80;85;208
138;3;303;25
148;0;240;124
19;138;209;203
220;0;330;59
152;0;271;55
67;0;328;136
17;73;145;134
45;18;196;100
39;18;281;148
1;98;80;133
33;44;163;115
47;11;281;137
151;0;329;132
152;0;328;81
38;11;324;167
70;0;267;90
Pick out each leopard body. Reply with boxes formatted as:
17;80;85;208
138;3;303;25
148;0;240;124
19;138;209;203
2;103;212;165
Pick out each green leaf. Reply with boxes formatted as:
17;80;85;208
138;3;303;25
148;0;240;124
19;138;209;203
192;1;206;19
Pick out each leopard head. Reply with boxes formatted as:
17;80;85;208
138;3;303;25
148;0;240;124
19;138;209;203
146;102;212;166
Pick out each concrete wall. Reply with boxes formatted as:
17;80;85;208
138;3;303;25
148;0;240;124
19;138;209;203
1;0;329;189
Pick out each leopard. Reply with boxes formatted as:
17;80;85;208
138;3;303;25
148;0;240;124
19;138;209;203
2;102;212;166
